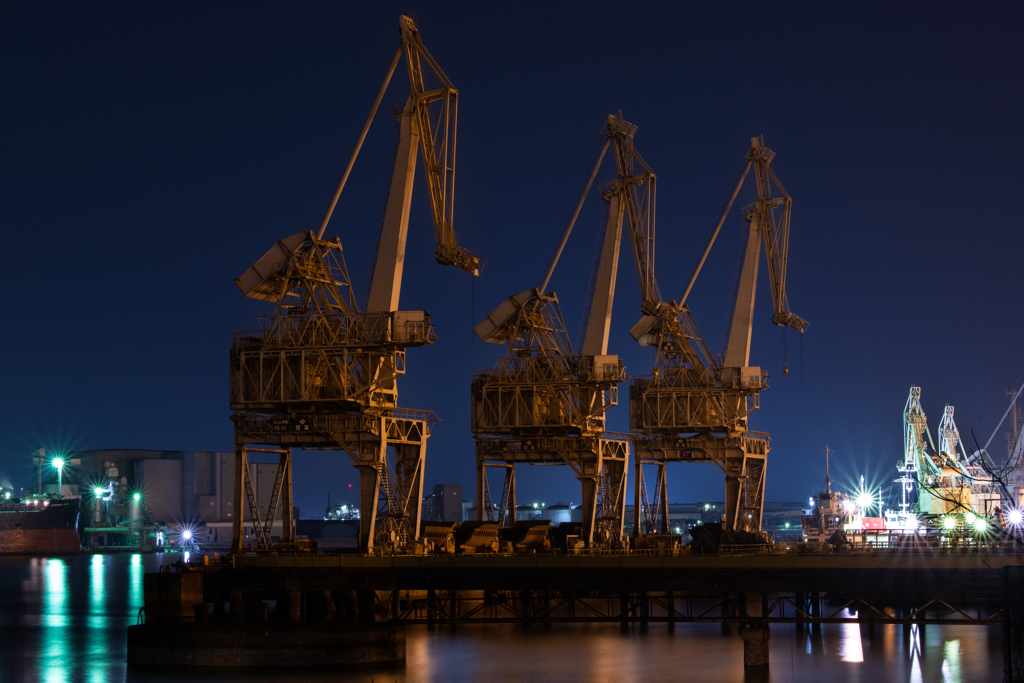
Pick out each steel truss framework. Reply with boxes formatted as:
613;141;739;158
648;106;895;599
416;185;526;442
377;588;1007;627
632;432;769;534
233;446;295;551
474;433;630;546
232;409;430;554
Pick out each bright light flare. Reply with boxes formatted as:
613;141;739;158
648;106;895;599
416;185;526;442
1007;509;1023;527
856;492;873;510
93;487;105;497
943;516;957;530
974;518;988;533
132;492;141;502
966;512;976;525
51;457;65;471
174;523;199;548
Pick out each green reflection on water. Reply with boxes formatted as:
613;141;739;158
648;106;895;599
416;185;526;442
89;554;104;606
86;553;108;678
129;553;143;609
42;559;66;627
41;558;70;682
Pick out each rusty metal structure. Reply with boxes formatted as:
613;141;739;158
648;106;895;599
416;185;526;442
471;114;660;547
229;16;479;554
631;137;806;535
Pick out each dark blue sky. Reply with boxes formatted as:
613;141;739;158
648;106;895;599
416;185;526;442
3;2;1023;516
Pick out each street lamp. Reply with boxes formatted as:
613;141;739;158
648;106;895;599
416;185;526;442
51;457;65;497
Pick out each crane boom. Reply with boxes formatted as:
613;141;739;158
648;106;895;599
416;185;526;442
311;16;479;314
581;113;653;356
680;137;806;371
720;137;806;369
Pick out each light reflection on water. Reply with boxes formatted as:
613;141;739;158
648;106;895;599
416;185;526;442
41;558;68;683
0;554;1006;682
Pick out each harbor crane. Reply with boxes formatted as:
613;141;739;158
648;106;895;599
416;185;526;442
470;113;650;547
895;386;936;515
899;386;1009;518
229;16;479;554
631;137;806;535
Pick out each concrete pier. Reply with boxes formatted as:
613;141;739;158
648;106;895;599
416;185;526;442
741;625;770;670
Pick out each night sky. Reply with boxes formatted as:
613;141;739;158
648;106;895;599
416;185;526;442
4;3;1023;517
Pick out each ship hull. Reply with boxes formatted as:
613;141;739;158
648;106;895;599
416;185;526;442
0;499;81;555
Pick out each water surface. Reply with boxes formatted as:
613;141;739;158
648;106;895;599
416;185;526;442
0;553;1003;682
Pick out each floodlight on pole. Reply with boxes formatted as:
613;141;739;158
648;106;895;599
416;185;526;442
51;457;65;497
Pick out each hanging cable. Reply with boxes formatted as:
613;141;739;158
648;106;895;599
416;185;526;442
783;328;789;378
800;330;805;383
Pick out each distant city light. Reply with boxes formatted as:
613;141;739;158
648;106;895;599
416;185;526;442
966;512;976;525
94;487;105;497
51;457;65;471
974;518;987;533
182;529;193;540
943;516;956;530
1008;509;1024;526
133;492;141;502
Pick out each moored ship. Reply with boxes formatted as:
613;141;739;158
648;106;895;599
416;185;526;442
0;496;81;555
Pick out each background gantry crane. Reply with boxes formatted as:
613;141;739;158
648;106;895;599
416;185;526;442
630;137;806;535
470;114;651;547
229;16;479;554
895;386;935;515
899;388;1003;517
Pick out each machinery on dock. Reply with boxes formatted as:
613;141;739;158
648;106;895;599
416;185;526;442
229;16;479;554
470;113;645;547
899;384;1017;520
631;137;806;535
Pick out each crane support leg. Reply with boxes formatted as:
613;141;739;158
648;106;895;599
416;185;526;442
358;465;382;553
476;461;485;522
232;446;244;553
579;475;598;547
657;465;669;534
724;446;767;532
633;461;644;538
397;440;426;545
279;448;294;543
